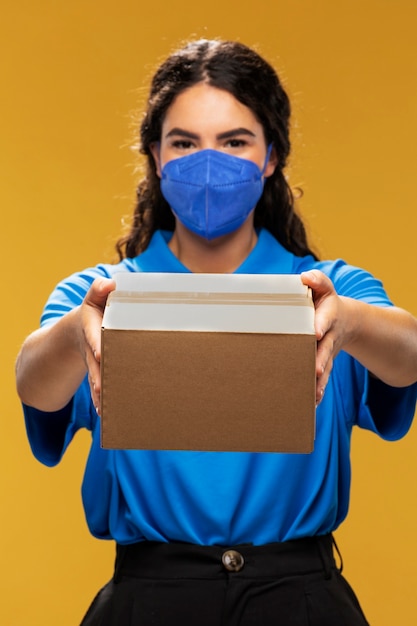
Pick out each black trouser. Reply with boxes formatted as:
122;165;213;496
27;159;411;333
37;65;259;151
80;535;369;625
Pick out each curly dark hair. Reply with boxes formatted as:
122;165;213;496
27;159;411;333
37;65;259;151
116;39;318;261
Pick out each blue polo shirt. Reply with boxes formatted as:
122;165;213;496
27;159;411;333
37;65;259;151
23;229;417;545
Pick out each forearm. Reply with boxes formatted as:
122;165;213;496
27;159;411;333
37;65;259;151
341;298;417;387
15;307;87;411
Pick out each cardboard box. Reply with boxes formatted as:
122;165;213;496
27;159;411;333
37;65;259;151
101;273;316;453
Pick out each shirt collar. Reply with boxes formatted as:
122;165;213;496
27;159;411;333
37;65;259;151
131;228;296;274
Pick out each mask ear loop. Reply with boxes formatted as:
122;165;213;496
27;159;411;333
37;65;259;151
261;143;274;176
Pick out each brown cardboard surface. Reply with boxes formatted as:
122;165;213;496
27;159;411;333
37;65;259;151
101;329;316;453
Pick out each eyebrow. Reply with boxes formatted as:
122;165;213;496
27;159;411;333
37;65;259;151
165;127;257;140
217;128;256;140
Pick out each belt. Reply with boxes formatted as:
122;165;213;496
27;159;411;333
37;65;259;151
114;534;341;583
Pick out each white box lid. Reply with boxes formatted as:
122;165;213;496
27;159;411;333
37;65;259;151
102;272;315;335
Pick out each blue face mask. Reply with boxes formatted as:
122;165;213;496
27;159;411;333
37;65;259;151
160;146;273;240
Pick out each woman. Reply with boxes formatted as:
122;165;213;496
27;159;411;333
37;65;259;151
16;39;417;625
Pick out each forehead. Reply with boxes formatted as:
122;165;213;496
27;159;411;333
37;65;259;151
162;82;262;133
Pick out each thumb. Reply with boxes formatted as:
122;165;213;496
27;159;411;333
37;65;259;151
86;277;116;309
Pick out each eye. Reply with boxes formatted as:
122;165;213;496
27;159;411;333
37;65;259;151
225;138;247;148
171;139;195;150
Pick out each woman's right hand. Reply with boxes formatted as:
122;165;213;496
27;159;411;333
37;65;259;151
78;278;116;413
16;277;115;413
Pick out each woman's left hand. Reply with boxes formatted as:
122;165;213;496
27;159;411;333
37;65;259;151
301;270;348;405
301;269;417;405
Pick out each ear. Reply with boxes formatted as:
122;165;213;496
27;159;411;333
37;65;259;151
149;143;162;178
263;146;278;178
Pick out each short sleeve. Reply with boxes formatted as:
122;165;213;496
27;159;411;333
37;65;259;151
317;259;393;306
358;370;417;440
23;378;95;467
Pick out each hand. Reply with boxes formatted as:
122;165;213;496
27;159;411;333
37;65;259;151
301;270;349;405
78;277;115;413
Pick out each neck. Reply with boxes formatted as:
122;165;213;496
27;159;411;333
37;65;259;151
168;221;258;273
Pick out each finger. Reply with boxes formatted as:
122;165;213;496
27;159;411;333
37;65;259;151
301;270;334;297
81;319;102;371
79;279;114;412
88;378;100;413
316;331;335;374
86;277;116;309
316;361;332;404
316;358;333;404
315;336;334;404
86;348;101;410
87;351;101;393
314;306;334;342
82;280;115;363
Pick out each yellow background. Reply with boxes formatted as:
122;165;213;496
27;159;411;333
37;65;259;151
2;1;416;624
